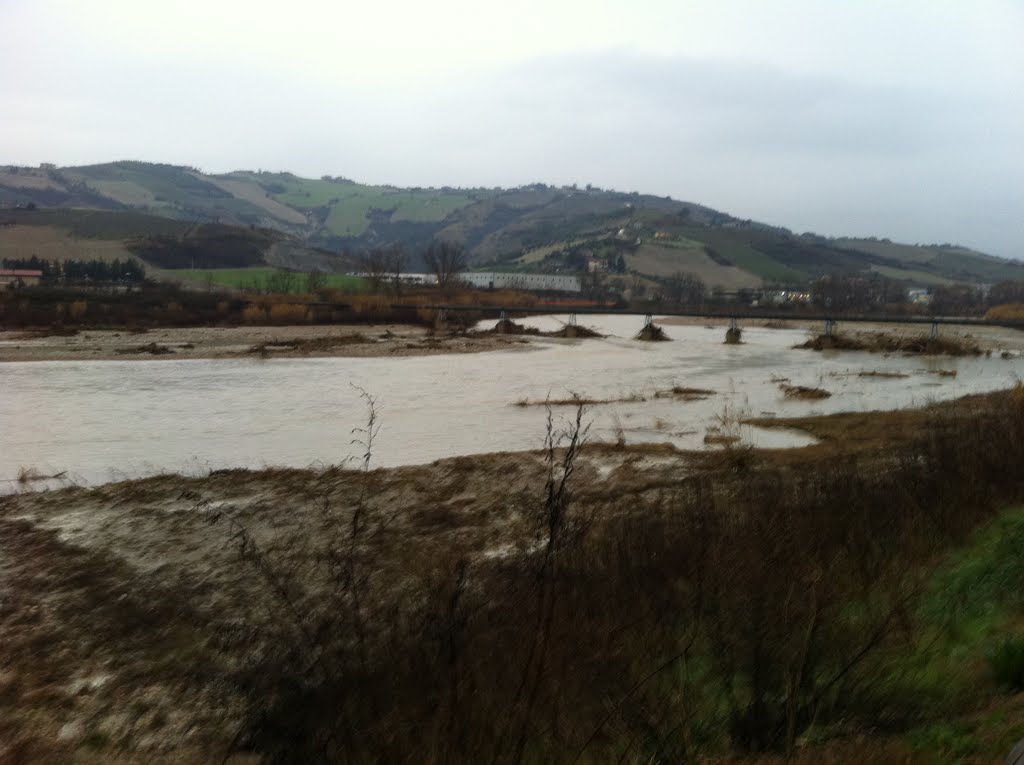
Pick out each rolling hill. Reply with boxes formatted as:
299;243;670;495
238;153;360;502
2;161;1021;288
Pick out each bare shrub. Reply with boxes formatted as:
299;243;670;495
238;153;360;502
192;388;1024;762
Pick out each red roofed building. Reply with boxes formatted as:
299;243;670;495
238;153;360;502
0;269;43;287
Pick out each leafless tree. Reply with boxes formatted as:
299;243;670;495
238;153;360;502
263;270;299;294
388;244;407;295
424;240;467;290
360;248;391;293
579;270;604;301
660;271;706;307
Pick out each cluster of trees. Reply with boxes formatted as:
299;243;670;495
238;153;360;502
811;273;907;312
359;240;467;292
809;276;1024;316
2;256;145;285
658;271;707;306
929;283;987;315
988;280;1024;306
925;280;1024;316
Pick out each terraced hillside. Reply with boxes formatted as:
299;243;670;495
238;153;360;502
2;161;1021;287
0;208;354;284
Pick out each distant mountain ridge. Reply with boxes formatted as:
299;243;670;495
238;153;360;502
1;160;1021;287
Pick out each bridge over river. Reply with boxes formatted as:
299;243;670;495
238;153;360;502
392;304;1024;341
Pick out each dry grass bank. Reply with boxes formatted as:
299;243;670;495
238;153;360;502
3;390;1024;762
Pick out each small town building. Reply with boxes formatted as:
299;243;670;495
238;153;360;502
0;269;43;287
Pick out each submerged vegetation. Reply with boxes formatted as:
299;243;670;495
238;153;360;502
635;322;671;341
780;383;832;400
489;317;604;339
797;330;984;356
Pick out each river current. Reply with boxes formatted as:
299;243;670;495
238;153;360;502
3;315;1023;489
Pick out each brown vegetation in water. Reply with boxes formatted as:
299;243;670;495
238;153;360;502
15;466;67;483
514;385;715;407
704;431;742;446
247;334;372;356
635;322;671;341
654;385;717;400
487;318;603;339
781;383;832;400
114;342;174;355
513;392;645;407
858;370;910;379
797;330;983;356
549;323;602;338
491;317;542;335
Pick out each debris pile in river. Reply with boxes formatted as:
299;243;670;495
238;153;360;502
635;323;670;341
797;331;983;356
115;342;175;355
487;319;602;339
780;384;832;400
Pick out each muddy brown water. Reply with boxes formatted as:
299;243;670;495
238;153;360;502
3;314;1023;490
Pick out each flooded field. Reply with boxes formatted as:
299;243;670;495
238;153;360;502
3;314;1023;489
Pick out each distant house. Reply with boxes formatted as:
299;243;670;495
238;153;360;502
586;257;607;274
908;288;932;305
0;269;42;288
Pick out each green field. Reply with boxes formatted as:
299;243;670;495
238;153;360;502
175;267;367;293
70;163;269;223
870;264;954;286
249;175;476;237
677;226;808;283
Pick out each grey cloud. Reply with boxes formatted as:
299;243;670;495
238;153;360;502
3;47;1020;257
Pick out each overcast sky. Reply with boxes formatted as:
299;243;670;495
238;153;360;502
4;0;1023;256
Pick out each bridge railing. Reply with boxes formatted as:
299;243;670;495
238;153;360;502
388;304;1024;331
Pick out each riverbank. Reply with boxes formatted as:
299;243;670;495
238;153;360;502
3;389;1024;762
0;323;537;362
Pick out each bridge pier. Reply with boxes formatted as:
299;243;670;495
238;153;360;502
494;308;509;334
434;308;448;331
643;313;653;328
929;320;939;340
824;318;836;337
725;316;742;344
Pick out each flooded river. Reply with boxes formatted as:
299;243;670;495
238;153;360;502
3;314;1023;489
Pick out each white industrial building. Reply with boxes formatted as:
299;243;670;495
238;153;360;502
460;272;581;293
